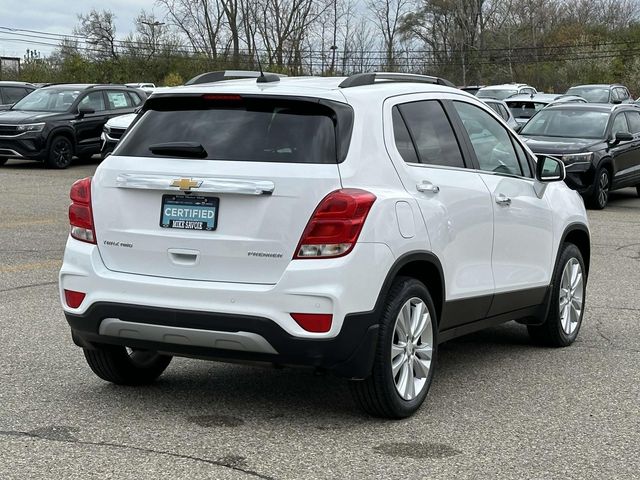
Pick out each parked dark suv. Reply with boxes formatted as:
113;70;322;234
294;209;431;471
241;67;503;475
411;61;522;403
565;84;633;104
520;103;640;208
0;81;36;110
0;84;146;168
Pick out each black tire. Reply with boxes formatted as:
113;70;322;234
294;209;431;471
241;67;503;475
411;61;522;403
45;135;74;169
350;277;438;419
83;345;172;385
0;158;7;166
636;185;640;198
528;243;586;347
587;167;610;209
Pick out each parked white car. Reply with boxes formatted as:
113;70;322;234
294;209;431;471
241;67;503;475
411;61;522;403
101;113;137;154
477;83;537;100
60;72;590;418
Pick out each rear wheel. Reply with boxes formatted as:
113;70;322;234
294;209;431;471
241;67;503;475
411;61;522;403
83;345;172;385
46;136;73;169
528;243;586;347
0;158;6;166
587;167;610;209
350;277;437;418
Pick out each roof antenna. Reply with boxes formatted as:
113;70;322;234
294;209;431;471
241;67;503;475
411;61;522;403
249;24;279;84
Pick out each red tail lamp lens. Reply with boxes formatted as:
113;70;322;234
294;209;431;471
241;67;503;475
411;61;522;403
290;313;333;333
64;289;86;308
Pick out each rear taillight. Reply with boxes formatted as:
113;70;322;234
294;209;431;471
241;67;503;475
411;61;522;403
294;189;376;259
69;177;96;244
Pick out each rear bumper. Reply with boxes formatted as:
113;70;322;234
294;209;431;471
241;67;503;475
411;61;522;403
60;238;394;377
66;302;379;378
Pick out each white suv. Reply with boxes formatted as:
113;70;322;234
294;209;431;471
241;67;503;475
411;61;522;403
59;72;590;418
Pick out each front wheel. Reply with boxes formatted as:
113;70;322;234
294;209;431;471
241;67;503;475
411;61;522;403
528;243;586;347
587;167;610;209
46;136;73;169
83;345;172;385
350;277;437;418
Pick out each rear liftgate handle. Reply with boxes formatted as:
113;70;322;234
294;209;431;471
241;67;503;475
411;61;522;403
416;181;440;194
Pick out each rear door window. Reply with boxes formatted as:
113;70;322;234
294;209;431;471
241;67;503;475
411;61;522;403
396;100;465;168
392;107;419;163
107;91;132;110
116;96;342;164
79;91;106;112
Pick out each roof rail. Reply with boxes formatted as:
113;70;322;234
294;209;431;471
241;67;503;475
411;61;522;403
185;70;287;86
338;72;455;89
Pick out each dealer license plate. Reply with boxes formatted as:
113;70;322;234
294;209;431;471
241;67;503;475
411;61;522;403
160;195;219;231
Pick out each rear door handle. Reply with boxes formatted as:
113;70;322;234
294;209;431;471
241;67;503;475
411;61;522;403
416;181;440;193
495;194;512;206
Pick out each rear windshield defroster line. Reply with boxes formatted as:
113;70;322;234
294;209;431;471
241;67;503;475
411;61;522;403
115;95;354;164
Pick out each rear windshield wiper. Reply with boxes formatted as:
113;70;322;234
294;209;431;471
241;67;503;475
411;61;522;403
148;142;208;158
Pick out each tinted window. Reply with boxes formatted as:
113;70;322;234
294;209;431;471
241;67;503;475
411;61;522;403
397;100;465;168
453;101;522;176
506;101;547;120
107;91;132;110
117;97;338;163
611;113;629;134
2;87;29;104
79;91;106;112
625;111;640;133
392;107;419;163
521;109;610;139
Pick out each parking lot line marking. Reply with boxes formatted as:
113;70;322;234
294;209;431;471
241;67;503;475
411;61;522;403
0;260;61;273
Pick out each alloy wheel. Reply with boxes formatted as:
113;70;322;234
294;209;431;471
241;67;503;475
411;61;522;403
559;257;584;335
598;170;609;208
391;297;433;401
52;139;72;167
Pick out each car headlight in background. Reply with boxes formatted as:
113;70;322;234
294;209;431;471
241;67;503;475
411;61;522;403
16;123;46;133
561;152;593;164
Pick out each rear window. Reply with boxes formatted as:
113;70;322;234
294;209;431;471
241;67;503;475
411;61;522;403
116;96;342;163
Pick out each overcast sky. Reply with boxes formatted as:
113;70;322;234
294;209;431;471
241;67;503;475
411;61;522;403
0;0;158;58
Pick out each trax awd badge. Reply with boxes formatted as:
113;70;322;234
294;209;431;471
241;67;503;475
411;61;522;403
171;178;202;191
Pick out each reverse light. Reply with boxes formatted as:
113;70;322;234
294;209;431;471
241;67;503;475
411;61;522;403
295;189;376;259
64;289;86;308
69;177;96;244
290;313;333;333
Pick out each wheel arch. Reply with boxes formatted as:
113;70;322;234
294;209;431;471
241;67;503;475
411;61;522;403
560;223;591;277
375;252;445;325
47;127;76;152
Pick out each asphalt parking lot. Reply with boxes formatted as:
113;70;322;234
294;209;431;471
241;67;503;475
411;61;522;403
1;159;639;480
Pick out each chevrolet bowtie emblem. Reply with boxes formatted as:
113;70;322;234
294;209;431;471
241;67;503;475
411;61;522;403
171;178;202;191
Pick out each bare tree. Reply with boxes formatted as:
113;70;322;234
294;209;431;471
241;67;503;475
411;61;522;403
367;0;412;71
74;9;119;60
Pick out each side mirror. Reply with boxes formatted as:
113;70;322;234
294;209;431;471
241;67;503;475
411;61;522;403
612;99;622;105
536;155;566;183
615;131;633;143
513;124;523;133
77;105;95;117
